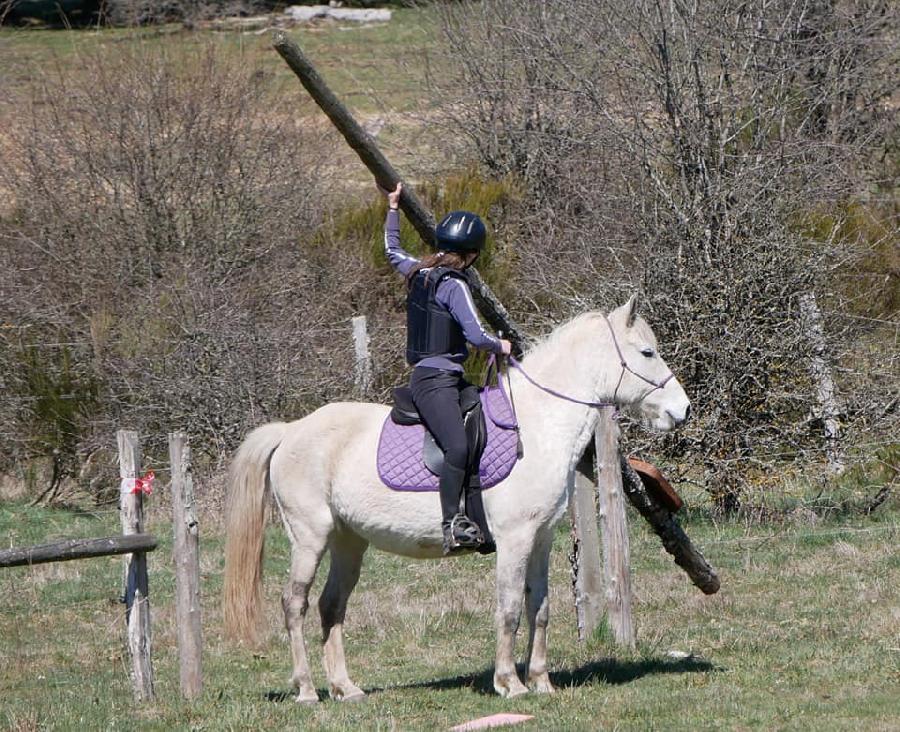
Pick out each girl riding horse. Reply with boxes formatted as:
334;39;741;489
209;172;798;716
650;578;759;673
382;182;512;554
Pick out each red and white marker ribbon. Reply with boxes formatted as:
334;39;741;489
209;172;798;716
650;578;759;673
120;470;155;496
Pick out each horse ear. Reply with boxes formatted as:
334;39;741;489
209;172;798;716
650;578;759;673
625;293;639;328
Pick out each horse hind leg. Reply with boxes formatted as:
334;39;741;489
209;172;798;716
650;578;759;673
319;530;369;702
283;540;328;704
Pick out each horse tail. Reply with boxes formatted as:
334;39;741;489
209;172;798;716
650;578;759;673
223;421;287;645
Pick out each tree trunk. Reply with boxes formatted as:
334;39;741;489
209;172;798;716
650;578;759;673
799;292;844;473
272;31;527;355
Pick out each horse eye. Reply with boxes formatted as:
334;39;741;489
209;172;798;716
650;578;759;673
641;348;654;358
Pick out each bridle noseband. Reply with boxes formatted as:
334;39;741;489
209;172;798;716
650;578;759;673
506;314;674;411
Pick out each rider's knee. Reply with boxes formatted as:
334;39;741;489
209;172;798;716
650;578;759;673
444;443;468;470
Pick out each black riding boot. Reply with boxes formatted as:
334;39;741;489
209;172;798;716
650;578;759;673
439;463;483;554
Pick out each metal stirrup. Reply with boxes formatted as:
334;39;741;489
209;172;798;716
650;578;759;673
450;514;483;546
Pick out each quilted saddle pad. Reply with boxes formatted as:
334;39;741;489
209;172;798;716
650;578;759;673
376;381;520;492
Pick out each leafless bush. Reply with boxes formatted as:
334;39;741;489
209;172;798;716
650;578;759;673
0;42;353;501
432;0;898;510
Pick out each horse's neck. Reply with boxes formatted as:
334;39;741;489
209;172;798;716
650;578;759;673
510;315;616;474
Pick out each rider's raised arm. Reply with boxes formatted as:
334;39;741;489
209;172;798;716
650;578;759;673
384;208;418;278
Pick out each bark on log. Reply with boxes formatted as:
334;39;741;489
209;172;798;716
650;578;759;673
619;455;720;595
272;31;527;355
0;534;157;568
575;447;720;594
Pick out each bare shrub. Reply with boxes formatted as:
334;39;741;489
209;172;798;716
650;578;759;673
431;0;899;510
0;41;346;500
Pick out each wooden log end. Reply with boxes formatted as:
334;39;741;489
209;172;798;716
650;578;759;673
700;575;721;595
627;457;684;512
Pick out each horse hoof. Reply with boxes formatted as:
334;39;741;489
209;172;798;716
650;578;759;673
494;674;529;698
294;692;320;705
505;684;530;698
529;676;556;694
331;685;366;703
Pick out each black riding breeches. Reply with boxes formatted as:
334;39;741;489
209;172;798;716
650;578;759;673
409;367;472;525
409;367;471;471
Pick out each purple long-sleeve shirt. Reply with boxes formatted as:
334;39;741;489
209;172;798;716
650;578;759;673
384;209;502;371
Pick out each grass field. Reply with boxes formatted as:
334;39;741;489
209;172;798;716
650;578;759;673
1;498;898;731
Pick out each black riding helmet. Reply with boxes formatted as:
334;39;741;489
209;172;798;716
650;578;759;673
435;211;486;253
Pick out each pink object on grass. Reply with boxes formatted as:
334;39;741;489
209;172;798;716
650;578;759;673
450;713;535;731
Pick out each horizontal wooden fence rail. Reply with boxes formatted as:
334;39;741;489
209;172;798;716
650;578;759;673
0;534;158;568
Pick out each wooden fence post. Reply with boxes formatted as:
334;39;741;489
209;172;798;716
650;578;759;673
118;429;155;701
595;413;635;648
799;292;844;474
169;432;203;700
352;315;373;397
569;468;605;641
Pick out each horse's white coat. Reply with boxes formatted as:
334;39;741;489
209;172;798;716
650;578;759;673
223;298;690;701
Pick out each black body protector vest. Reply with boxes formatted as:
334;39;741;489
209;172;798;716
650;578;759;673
406;267;467;366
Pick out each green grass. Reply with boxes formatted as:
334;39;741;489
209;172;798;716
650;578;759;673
2;499;898;730
0;8;438;114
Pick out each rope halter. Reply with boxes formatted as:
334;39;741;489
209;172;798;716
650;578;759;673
507;313;674;412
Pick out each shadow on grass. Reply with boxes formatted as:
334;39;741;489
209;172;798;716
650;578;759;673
263;655;717;701
552;655;717;688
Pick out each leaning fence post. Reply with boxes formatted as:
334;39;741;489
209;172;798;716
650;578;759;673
169;432;203;700
118;429;155;701
352;315;373;397
595;412;635;648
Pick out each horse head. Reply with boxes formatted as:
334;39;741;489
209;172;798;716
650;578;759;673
604;295;690;432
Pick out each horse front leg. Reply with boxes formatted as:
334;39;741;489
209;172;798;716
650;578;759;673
493;537;531;698
524;529;555;693
319;531;369;702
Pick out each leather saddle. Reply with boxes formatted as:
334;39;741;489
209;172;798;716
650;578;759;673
389;385;487;482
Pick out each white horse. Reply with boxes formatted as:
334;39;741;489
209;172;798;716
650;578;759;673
223;296;690;701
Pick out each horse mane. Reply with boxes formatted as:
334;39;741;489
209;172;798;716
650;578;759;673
520;311;607;367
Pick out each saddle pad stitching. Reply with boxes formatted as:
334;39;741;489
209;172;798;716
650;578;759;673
377;385;519;492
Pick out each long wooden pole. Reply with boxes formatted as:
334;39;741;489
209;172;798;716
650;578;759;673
0;535;157;568
274;26;720;612
272;31;527;355
169;432;203;700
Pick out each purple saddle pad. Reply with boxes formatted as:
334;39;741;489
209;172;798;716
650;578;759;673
376;378;520;492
